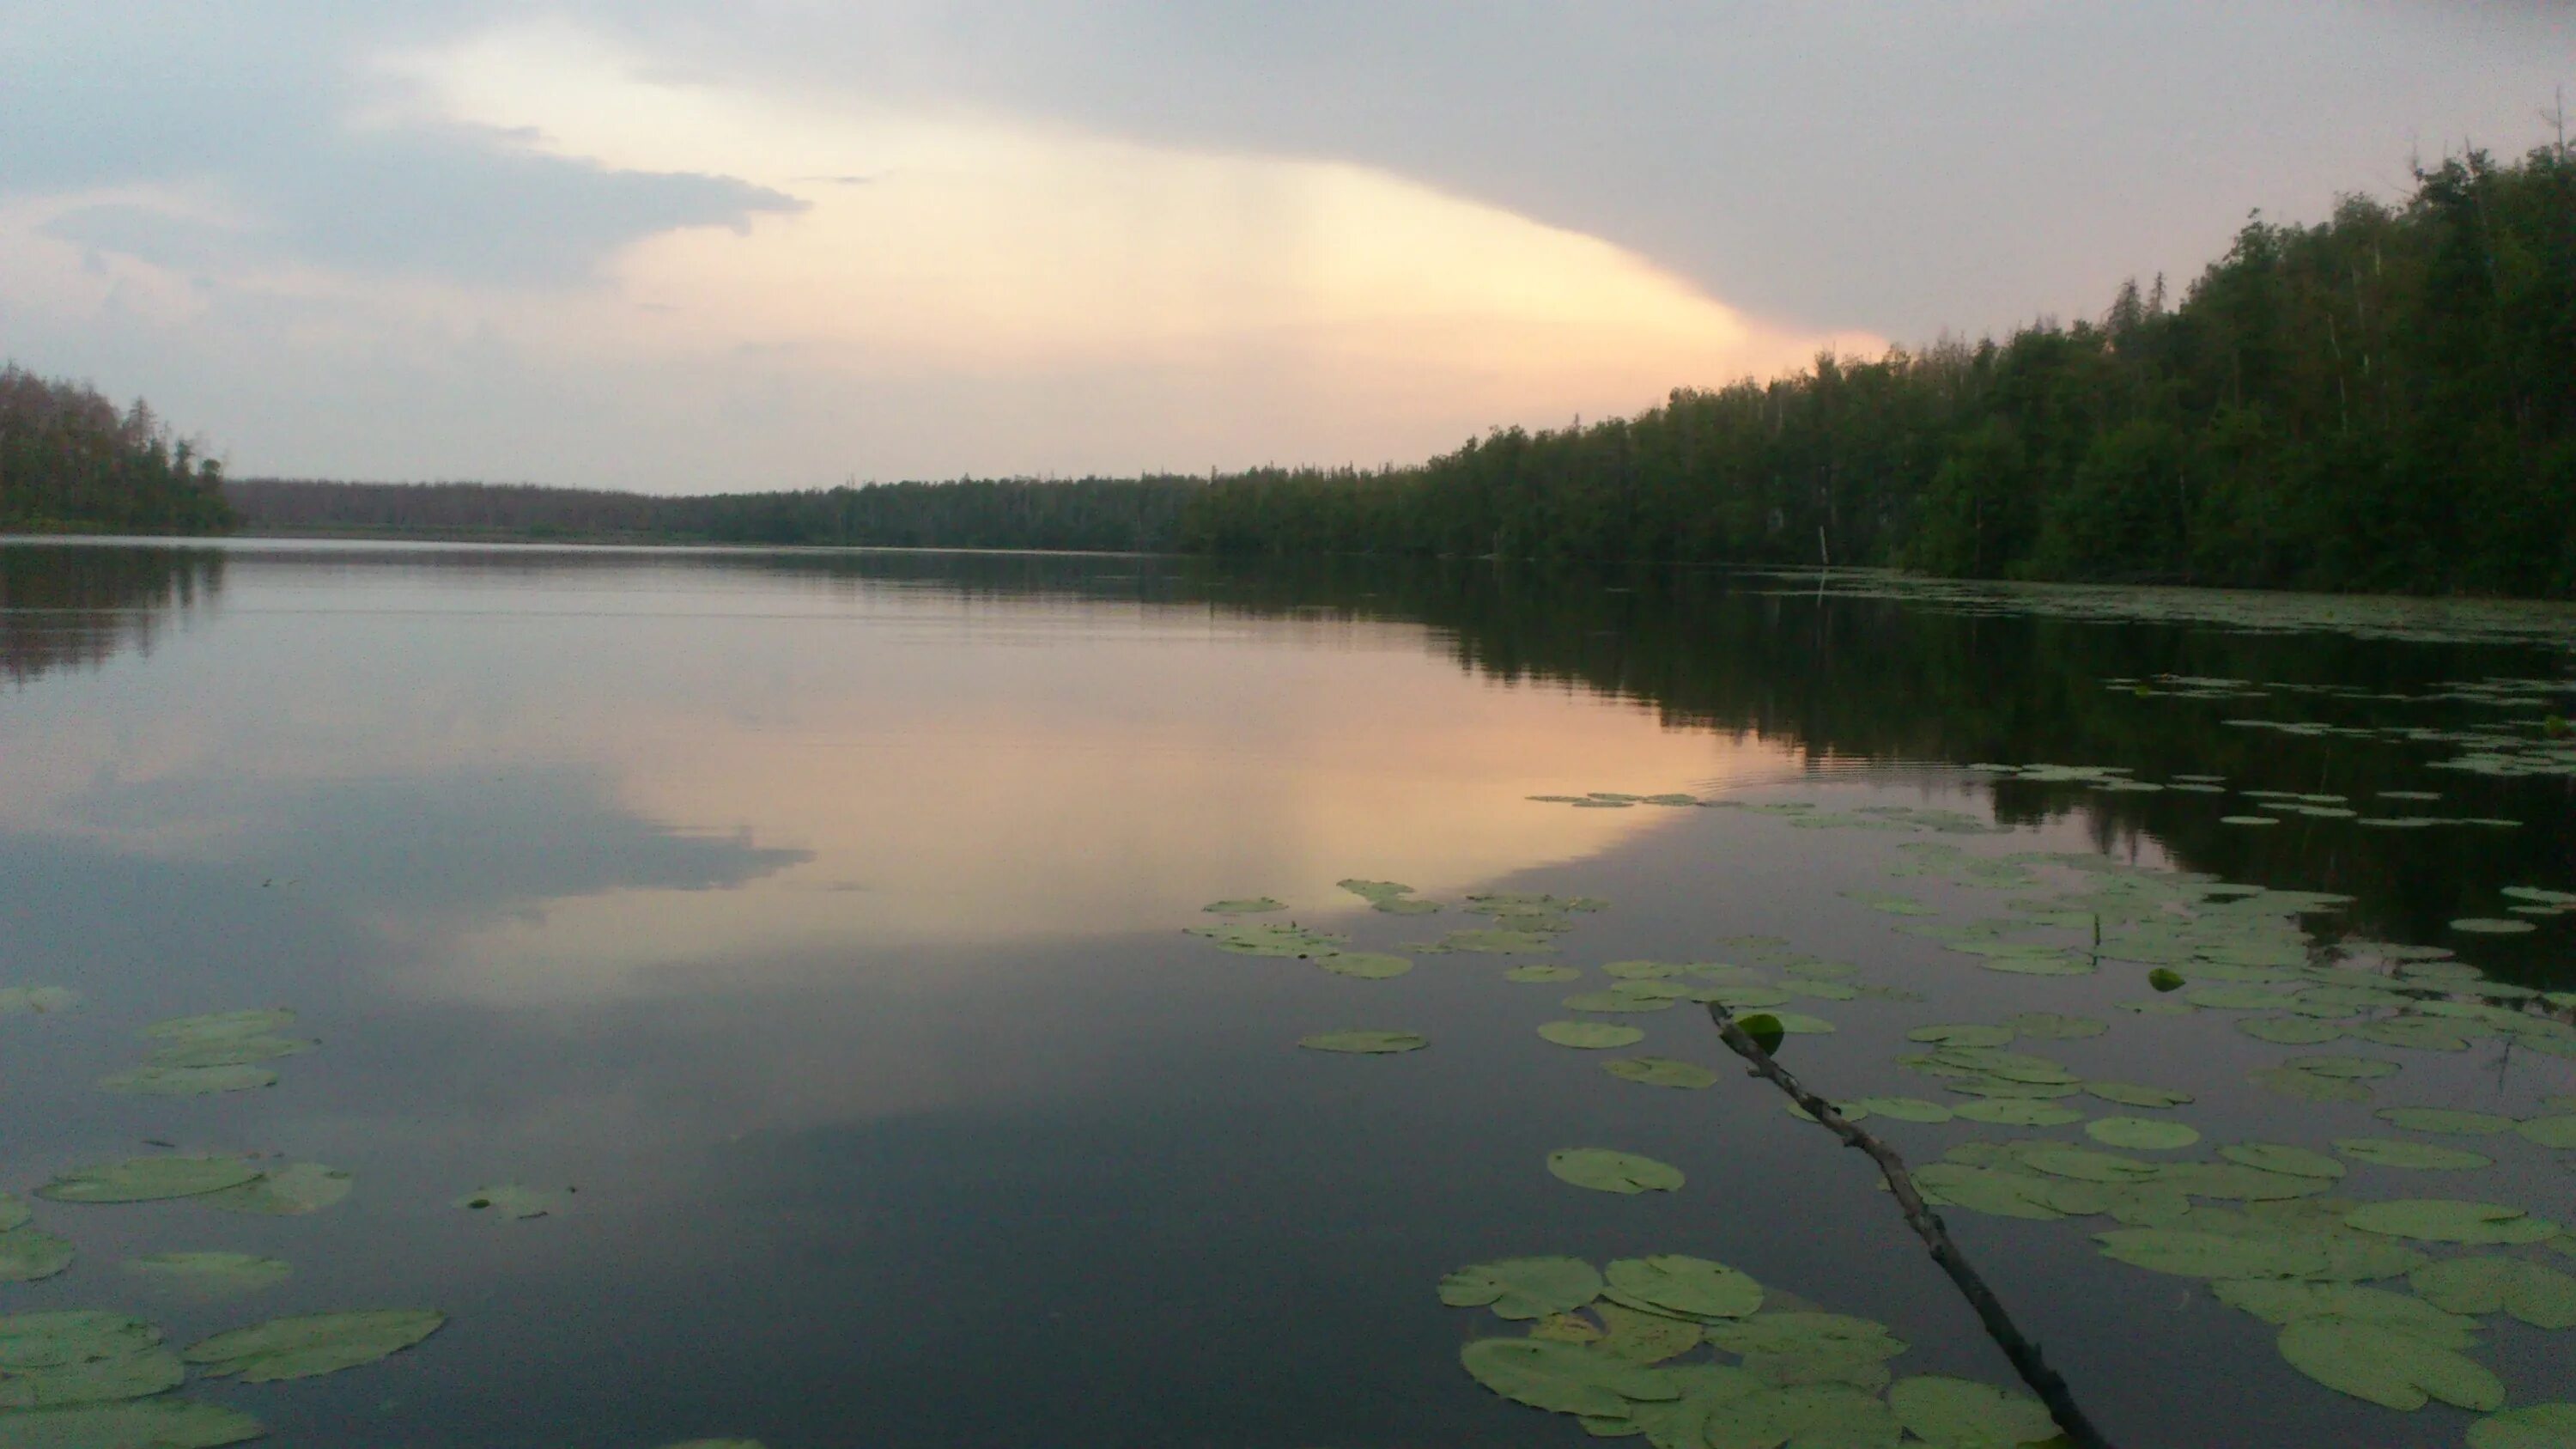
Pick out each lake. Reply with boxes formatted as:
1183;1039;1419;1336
0;539;2570;1449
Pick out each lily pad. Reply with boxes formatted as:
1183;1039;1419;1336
0;1230;74;1284
0;1400;262;1448
1603;1256;1764;1321
2377;1108;2516;1136
1296;1030;1426;1054
2095;1228;2328;1279
95;1065;279;1097
2238;1016;2347;1045
121;1253;291;1296
2344;1200;2560;1245
1704;1312;1902;1361
1548;1149;1685;1196
35;1158;261;1204
1437;1257;1605;1320
1458;1337;1679;1417
1593;1303;1706;1364
2275;1318;2502;1410
143;1036;314;1068
1440;929;1558;954
2411;1256;2576;1329
2284;1055;2397;1080
1315;952;1412;979
1850;1097;1954;1123
141;1010;295;1043
1953;1099;2081;1127
2470;1404;2576;1449
2451;918;2537;935
453;1184;556;1220
1201;898;1284;914
182;1309;445;1383
1538;1021;1644;1050
2250;1067;2371;1104
1188;922;1346;957
2084;1082;2194;1109
2213;1280;2476;1345
1886;1374;2057;1449
0;1347;185;1411
2518;1116;2576;1149
2333;1138;2490;1171
1604;1057;1719;1090
0;1315;159;1371
2000;1012;2106;1040
2086;1117;2200;1151
0;987;79;1017
196;1163;352;1217
2220;1144;2345;1179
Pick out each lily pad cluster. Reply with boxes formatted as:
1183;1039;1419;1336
0;1305;436;1440
1441;1252;2057;1446
0;986;81;1018
99;1010;316;1097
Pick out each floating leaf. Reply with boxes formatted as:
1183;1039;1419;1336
35;1158;260;1204
1914;1166;2068;1220
95;1065;278;1097
1441;929;1558;954
2333;1138;2490;1171
1437;1257;1604;1320
2411;1257;2576;1329
0;1349;185;1410
1457;1337;1679;1416
1296;1030;1425;1054
1604;1057;1719;1090
453;1184;556;1220
2023;1148;2159;1184
1548;1150;1685;1196
2518;1116;2576;1150
2275;1318;2502;1410
0;987;80;1017
2377;1108;2516;1136
2451;918;2537;935
2212;1280;2476;1345
1539;1021;1644;1050
0;1400;261;1448
1704;1312;1903;1361
2285;1055;2397;1080
2221;1144;2345;1179
1201;898;1284;914
182;1310;445;1383
1953;1100;2081;1128
196;1163;351;1217
141;1010;294;1043
2095;1228;2327;1279
2469;1403;2576;1449
2001;1013;2106;1040
0;1315;158;1372
1886;1373;2057;1449
2345;1201;2560;1245
1593;1304;1704;1364
1187;922;1346;957
1603;1256;1763;1322
143;1036;314;1068
1765;1013;1836;1035
1315;952;1412;979
1850;1097;1953;1123
2238;1016;2347;1045
2250;1067;2370;1104
2086;1117;2199;1151
0;1228;72;1285
121;1253;290;1296
2084;1082;2193;1109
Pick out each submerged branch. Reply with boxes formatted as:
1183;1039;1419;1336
1704;1003;2118;1449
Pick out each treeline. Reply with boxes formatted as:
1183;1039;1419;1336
0;367;237;534
226;474;1214;552
1183;146;2576;597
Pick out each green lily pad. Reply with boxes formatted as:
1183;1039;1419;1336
1548;1149;1685;1196
1188;922;1346;956
0;1349;185;1410
2221;815;2281;826
2095;1228;2329;1279
2284;1055;2397;1080
1953;1099;2081;1127
1563;991;1677;1014
1704;1312;1903;1361
1886;1374;2057;1449
2411;1256;2576;1329
95;1065;279;1097
196;1163;352;1216
1538;1021;1644;1050
0;987;79;1017
2345;1200;2560;1245
1603;1256;1764;1321
1696;1382;1900;1446
35;1158;261;1204
1441;929;1558;954
2275;1318;2502;1410
1592;1303;1706;1364
2084;1082;2194;1109
0;1400;262;1448
2000;1012;2106;1040
141;1010;295;1043
1201;898;1285;914
2238;1016;2347;1045
0;1315;159;1372
1850;1097;1954;1123
0;1230;73;1284
143;1036;314;1068
1337;880;1441;914
182;1310;445;1383
1765;1012;1836;1035
453;1184;556;1220
2377;1108;2516;1136
2213;1280;2477;1346
1604;1057;1719;1090
1296;1030;1426;1054
1504;965;1583;983
1458;1337;1679;1417
2451;918;2537;935
2220;1144;2345;1179
2469;1403;2576;1449
1603;961;1686;980
1315;952;1412;979
1437;1257;1605;1319
2333;1138;2491;1171
2353;1018;2473;1051
2518;1116;2576;1149
121;1253;291;1296
2086;1117;2200;1151
2250;1067;2371;1103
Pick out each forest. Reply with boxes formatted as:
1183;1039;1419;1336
0;367;237;534
1180;146;2576;597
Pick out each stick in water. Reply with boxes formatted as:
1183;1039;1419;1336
1705;1003;2117;1449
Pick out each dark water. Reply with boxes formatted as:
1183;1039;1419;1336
0;539;2570;1448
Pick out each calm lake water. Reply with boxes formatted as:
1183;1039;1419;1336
1;539;2571;1448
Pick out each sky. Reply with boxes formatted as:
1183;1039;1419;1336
1;3;2567;491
